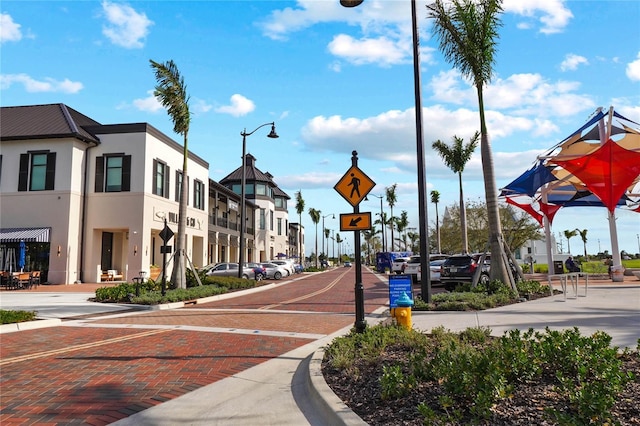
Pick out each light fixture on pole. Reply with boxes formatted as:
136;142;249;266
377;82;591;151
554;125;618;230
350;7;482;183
238;122;279;278
322;213;335;264
342;0;430;302
365;194;385;252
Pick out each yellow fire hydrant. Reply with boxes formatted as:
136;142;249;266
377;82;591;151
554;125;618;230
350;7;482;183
393;292;414;330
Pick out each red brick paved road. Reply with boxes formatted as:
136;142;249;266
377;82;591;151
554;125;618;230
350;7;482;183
0;267;390;425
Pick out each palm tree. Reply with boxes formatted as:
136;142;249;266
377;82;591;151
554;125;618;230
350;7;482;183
323;228;331;259
577;228;588;258
150;59;191;289
395;210;409;251
295;190;305;263
432;133;479;253
385;184;398;251
308;208;321;268
374;212;389;252
335;233;343;265
427;0;510;285
430;190;441;253
564;229;578;255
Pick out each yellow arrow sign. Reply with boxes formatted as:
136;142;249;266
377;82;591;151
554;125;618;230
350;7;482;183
339;212;372;231
334;166;376;207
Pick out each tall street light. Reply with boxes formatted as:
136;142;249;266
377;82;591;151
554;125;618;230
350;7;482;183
366;194;385;252
238;122;279;278
322;213;335;264
341;0;430;302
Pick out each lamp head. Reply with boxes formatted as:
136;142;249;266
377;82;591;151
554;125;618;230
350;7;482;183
340;0;364;7
332;214;335;219
267;124;279;139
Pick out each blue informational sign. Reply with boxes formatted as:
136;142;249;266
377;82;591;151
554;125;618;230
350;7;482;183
389;274;413;308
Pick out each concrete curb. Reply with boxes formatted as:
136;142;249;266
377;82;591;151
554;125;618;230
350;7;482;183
307;347;368;425
0;318;62;334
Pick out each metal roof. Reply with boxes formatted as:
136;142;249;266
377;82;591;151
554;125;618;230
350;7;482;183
0;103;101;144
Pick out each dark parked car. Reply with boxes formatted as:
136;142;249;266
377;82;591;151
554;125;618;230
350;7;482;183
440;253;518;291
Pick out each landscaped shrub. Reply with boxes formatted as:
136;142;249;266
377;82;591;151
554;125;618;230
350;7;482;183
1;309;37;324
323;324;636;425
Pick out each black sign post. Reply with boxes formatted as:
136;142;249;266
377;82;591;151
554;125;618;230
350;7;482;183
159;219;174;296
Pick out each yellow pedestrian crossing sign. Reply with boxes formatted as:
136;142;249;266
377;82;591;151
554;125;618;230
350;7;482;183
334;166;376;207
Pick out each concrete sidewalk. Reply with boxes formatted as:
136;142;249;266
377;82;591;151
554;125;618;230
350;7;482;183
411;281;640;351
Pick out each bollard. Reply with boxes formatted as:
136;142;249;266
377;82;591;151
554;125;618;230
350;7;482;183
393;292;414;330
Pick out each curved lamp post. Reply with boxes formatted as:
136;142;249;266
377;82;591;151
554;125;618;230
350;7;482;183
238;122;279;278
341;0;430;302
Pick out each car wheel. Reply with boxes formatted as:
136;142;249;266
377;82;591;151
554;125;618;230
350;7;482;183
255;273;264;281
242;274;249;279
274;271;282;280
479;273;490;285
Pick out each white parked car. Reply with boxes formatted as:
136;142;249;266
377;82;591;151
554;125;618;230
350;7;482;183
270;259;295;276
417;259;447;283
260;263;289;280
391;257;410;274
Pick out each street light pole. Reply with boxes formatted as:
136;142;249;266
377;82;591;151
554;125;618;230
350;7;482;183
341;0;430;301
238;122;279;278
322;213;335;266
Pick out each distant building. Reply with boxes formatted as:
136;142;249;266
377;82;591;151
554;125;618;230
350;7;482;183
219;154;292;261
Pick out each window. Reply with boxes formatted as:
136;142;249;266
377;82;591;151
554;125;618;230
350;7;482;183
256;183;267;196
152;159;170;198
259;209;266;230
275;197;285;208
95;154;131;192
193;179;204;210
277;218;282;235
175;171;188;203
270;210;274;231
18;152;56;191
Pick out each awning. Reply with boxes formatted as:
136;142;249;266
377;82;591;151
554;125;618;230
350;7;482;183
0;227;51;243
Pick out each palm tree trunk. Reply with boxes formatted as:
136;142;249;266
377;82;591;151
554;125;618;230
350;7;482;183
435;202;441;253
171;135;188;289
477;88;510;285
459;172;468;253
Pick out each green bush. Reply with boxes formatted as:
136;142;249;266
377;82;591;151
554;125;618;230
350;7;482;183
324;324;635;425
1;309;37;324
94;277;258;304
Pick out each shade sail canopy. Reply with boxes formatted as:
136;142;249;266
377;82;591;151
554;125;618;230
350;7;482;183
500;107;640;222
0;227;51;243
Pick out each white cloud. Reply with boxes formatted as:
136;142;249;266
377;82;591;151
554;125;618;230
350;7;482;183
214;94;255;117
192;99;213;114
328;34;408;67
626;52;640;82
132;90;163;112
101;1;153;49
0;73;83;93
0;13;22;43
560;54;588;72
503;0;573;34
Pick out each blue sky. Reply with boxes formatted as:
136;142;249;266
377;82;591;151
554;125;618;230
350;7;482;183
2;0;639;257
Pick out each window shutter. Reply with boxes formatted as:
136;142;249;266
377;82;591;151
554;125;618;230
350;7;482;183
164;165;170;198
122;155;131;192
18;154;29;191
95;156;105;192
45;152;56;190
152;159;158;195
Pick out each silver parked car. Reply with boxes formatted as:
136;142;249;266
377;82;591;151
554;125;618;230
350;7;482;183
260;262;289;280
204;262;257;279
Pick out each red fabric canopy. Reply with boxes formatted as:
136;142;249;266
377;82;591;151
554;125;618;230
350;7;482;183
553;139;640;212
